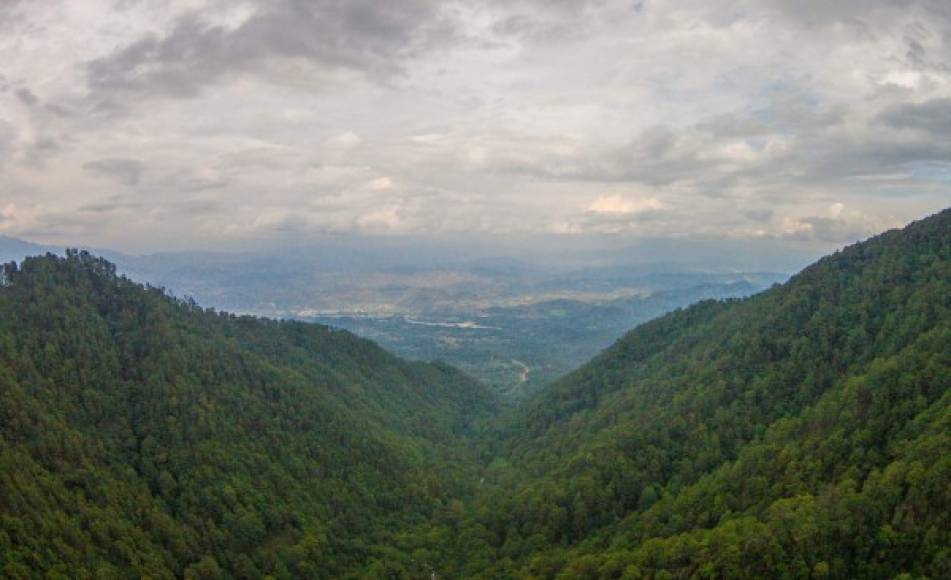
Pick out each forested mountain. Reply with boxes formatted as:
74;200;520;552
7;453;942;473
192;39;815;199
0;251;497;578
0;235;789;397
0;209;948;579
427;208;949;578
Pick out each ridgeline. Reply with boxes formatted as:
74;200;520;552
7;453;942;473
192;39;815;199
1;209;948;578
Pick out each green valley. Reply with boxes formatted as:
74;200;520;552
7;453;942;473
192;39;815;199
0;208;948;578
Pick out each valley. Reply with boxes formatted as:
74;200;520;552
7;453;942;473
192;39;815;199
0;235;788;396
0;209;947;578
3;2;948;577
306;274;783;395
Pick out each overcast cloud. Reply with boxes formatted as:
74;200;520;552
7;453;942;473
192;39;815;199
0;0;949;252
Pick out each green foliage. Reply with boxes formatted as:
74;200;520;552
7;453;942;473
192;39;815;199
428;208;950;577
1;208;949;578
0;250;497;578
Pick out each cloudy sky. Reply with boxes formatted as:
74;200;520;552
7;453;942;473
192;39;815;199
1;0;949;252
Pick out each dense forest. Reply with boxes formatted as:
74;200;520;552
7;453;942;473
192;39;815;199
431;207;949;578
0;208;949;578
0;251;497;578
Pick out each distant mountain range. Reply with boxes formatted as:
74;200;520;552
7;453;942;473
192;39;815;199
0;234;790;394
0;235;58;264
0;234;811;317
0;208;947;577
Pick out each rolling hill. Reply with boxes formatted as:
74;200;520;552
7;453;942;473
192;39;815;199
0;251;497;578
0;208;948;578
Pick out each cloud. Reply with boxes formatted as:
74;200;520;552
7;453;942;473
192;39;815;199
880;97;951;135
0;203;39;236
368;176;394;191
14;88;38;106
0;1;25;29
327;132;363;149
83;158;145;186
0;0;948;251
588;195;664;215
85;0;459;100
742;208;774;222
778;204;887;243
0;204;16;224
357;207;402;231
551;193;671;235
0;121;20;168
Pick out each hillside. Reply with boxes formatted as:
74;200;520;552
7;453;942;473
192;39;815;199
0;236;787;397
0;251;497;578
0;209;948;579
421;209;950;578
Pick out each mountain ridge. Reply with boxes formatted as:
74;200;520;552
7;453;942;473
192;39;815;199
0;250;497;578
0;209;948;578
440;208;949;578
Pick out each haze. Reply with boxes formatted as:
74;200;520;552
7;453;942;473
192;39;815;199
1;0;948;256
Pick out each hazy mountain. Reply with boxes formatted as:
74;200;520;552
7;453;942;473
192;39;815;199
0;234;791;394
0;234;808;317
0;236;58;264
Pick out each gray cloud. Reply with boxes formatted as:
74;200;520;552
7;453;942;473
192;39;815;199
742;209;773;222
880;98;951;135
87;0;457;100
779;213;876;243
488;1;610;44
0;1;25;28
83;158;145;186
0;121;17;166
0;0;948;251
79;198;138;214
14;88;38;107
479;89;951;195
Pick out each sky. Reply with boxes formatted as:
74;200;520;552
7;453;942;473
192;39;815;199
0;0;949;253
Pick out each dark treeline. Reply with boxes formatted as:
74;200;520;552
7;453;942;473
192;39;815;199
1;208;949;578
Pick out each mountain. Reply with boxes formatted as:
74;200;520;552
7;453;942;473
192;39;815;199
0;251;497;578
1;209;947;579
422;209;949;578
0;236;58;264
0;234;790;396
0;234;789;322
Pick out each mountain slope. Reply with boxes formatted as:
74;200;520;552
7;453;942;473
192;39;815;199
435;209;950;578
0;251;497;579
1;210;948;579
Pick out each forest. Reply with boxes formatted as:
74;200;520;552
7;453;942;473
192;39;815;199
0;208;948;578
